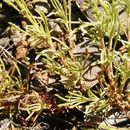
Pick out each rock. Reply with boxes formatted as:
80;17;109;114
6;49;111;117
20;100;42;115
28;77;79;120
73;41;100;87
26;0;51;14
35;2;51;14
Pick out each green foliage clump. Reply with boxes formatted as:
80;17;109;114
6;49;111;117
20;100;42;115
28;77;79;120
1;0;130;129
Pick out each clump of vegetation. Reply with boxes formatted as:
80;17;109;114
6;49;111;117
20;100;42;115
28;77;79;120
0;0;130;129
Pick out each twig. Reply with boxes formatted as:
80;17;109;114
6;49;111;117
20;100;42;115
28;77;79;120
0;45;27;68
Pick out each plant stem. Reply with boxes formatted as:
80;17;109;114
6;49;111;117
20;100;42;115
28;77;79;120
127;14;130;42
68;0;71;32
106;66;117;93
100;37;105;49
